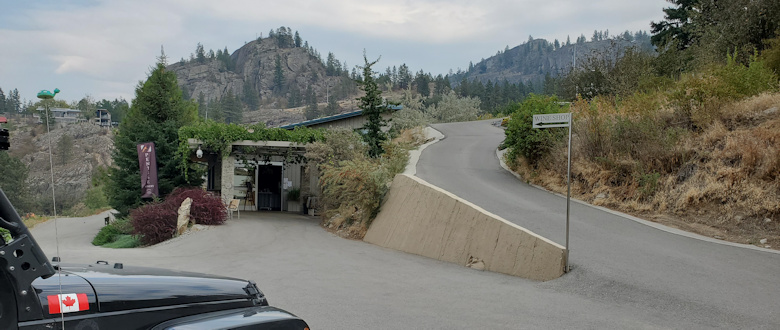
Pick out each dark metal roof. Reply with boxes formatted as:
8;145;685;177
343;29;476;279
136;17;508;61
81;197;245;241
278;105;402;130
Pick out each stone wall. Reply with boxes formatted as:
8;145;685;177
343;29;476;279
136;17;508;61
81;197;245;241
364;174;566;281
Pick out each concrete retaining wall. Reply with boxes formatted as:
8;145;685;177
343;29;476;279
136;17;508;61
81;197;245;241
364;174;566;281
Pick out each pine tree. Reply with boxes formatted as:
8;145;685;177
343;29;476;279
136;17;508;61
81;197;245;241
304;86;318;120
323;96;339;116
242;82;259;110
9;89;20;113
288;86;302;108
222;91;243;124
0;152;30;213
106;58;200;215
398;63;411;89
196;43;206;63
326;52;337;76
0;88;6;114
273;55;285;94
357;55;387;157
294;31;302;47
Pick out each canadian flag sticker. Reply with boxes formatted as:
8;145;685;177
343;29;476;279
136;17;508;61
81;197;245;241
47;293;89;314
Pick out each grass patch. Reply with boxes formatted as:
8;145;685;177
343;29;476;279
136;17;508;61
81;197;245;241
22;214;51;229
92;218;137;247
102;235;141;248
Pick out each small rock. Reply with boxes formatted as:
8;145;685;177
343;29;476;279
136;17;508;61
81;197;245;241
595;193;607;200
765;245;771;249
735;216;743;222
714;235;723;240
765;218;772;223
466;256;485;271
759;239;768;244
763;107;778;115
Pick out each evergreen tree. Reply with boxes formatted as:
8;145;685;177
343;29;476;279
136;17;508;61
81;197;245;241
242;82;259;110
273;55;285;94
9;89;20;113
111;98;129;124
197;92;208;118
288;86;302;108
294;31;302;47
650;0;698;50
106;58;200;215
196;42;206;63
326;52;338;76
57;135;74;165
304;86;318;119
415;70;430;97
323;96;339;116
0;152;30;213
398;63;412;89
0;88;6;113
357;55;387;157
221;91;243;124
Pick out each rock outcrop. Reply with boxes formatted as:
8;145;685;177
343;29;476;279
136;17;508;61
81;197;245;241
168;37;347;113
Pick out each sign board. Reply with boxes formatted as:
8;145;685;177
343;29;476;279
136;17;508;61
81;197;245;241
532;113;571;128
137;142;159;199
532;112;573;272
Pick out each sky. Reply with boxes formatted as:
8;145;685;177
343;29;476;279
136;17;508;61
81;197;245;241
0;0;670;105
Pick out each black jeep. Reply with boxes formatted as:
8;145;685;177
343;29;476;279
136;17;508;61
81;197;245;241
0;189;310;330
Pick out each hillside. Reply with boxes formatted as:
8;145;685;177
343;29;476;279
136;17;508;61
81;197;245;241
451;35;653;86
6;118;113;212
168;33;356;125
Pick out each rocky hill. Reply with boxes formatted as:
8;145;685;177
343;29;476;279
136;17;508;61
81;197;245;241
168;36;352;118
7;118;113;210
451;35;654;85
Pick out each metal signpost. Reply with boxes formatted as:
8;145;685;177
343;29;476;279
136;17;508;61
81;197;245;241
532;112;572;273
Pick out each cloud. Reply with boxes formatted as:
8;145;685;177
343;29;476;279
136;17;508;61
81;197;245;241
0;0;670;102
173;0;493;43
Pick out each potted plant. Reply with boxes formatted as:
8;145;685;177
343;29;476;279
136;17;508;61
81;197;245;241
286;188;301;213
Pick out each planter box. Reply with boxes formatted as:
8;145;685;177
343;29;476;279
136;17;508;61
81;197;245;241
287;200;301;213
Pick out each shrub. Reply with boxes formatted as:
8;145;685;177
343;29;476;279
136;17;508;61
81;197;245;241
286;188;300;202
319;139;410;231
1;228;11;243
503;94;568;166
163;187;226;225
130;202;177;245
102;235;141;248
668;52;778;128
92;224;122;246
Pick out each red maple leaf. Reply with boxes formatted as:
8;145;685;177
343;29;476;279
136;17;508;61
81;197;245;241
62;296;76;307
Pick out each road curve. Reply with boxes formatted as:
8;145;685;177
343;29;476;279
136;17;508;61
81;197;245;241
416;119;780;328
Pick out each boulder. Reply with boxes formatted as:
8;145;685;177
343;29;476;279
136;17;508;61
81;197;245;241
176;198;193;236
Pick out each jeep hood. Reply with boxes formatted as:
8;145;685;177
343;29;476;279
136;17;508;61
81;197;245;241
33;263;264;316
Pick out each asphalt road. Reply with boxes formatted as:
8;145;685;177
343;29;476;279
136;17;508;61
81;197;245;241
28;120;780;329
416;119;780;328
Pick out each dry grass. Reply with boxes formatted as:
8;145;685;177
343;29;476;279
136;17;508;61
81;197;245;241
22;213;52;229
510;92;780;249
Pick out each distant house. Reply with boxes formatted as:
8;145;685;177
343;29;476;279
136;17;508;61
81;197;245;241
278;105;403;131
93;109;111;127
34;107;84;125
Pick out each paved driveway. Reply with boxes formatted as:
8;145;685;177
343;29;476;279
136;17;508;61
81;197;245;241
28;120;780;329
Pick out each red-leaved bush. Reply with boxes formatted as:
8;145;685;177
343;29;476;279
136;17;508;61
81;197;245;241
130;202;177;245
163;187;227;225
130;187;227;245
